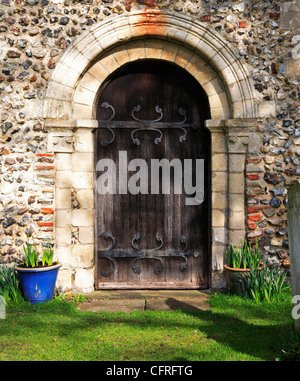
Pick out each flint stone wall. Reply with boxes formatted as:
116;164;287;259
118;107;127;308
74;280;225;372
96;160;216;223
0;0;299;291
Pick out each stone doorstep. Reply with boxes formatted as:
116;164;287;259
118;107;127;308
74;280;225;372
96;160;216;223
77;290;212;313
78;299;146;313
145;298;211;312
82;289;212;300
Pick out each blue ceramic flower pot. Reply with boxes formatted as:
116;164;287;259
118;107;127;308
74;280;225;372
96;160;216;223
16;264;61;304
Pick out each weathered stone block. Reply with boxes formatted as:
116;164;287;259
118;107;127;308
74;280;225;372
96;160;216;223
211;245;226;271
71;153;94;172
72;103;93;120
212;171;227;192
74;130;94;153
56;268;72;292
56;226;72;246
73;268;94;293
280;2;300;30
228;229;246;245
73;87;96;107
78;72;102;94
55;246;72;267
55;188;71;209
113;48;131;66
229;210;245;230
72;172;93;190
56;209;71;227
126;40;146;61
79;227;94;244
212;209;226;227
229;154;245;172
229;173;245;194
55;153;72;171
229;193;245;212
161;42;179;62
87;61;109;83
212;153;228;172
100;54;121;74
71;244;94;268
76;190;94;209
212;227;228;246
286;58;300;80
56;171;72;188
72;209;94;227
211;133;227;153
212;192;228;209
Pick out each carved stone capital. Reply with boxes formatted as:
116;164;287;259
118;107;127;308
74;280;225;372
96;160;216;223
47;130;74;153
223;119;256;154
226;133;250;154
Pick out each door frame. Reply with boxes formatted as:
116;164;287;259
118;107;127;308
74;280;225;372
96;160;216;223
44;11;257;293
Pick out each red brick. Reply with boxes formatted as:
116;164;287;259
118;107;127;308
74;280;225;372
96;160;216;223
247;206;259;213
248;214;261;221
247;158;262;164
247;174;260;180
269;12;280;20
37;222;54;226
247;206;271;214
42;188;54;193
248;222;256;230
34;165;55;170
41;227;53;232
41;207;54;214
239;21;246;28
200;15;211;21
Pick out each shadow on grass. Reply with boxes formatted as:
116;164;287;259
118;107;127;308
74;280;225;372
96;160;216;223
163;297;293;361
1;296;294;361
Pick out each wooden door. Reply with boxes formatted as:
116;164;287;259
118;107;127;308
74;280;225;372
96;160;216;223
95;60;211;289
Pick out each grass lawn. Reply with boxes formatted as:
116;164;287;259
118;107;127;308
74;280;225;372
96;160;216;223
0;289;296;361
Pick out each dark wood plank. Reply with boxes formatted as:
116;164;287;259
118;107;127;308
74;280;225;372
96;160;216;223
95;60;210;289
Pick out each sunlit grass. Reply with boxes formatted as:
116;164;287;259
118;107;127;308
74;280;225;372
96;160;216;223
0;289;295;361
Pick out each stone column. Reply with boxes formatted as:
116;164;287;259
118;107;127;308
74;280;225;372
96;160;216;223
205;119;229;288
71;120;97;293
287;180;300;333
46;119;96;293
224;119;255;246
205;118;255;289
47;122;74;291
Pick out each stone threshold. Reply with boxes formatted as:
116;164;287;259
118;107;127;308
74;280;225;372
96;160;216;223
77;290;212;313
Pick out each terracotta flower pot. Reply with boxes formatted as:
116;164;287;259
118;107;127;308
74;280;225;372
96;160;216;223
224;262;264;297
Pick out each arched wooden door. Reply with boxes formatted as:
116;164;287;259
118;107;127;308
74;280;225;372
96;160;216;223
95;60;211;289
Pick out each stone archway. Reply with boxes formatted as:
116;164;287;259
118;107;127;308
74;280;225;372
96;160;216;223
44;10;257;292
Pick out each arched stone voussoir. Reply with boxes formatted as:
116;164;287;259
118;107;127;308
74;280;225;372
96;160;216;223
74;38;232;120
44;10;257;120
